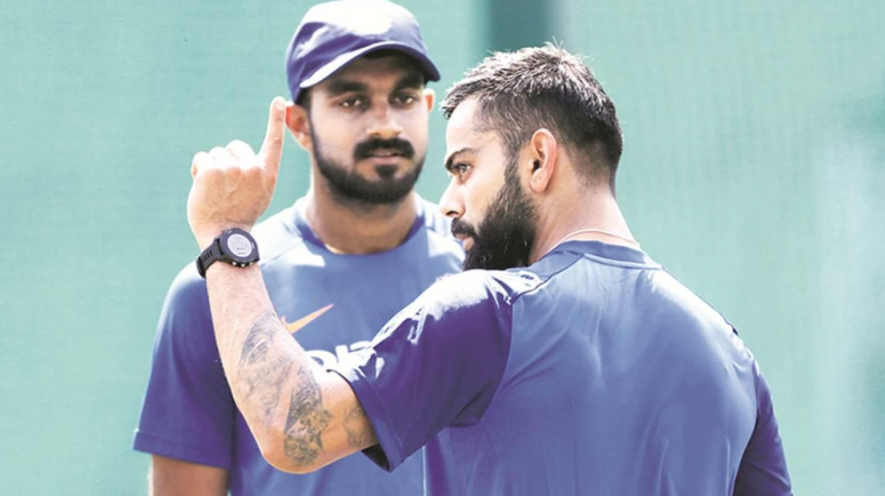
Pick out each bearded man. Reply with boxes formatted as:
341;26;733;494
183;45;792;496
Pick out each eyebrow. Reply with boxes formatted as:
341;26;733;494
324;79;369;97
444;147;478;173
323;71;424;98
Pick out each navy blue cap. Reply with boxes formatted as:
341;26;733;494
285;0;441;103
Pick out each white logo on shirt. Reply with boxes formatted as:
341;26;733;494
306;340;372;368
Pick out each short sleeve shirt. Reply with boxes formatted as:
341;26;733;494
333;240;792;496
133;197;464;496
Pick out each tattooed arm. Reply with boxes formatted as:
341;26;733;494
186;98;377;473
206;262;378;473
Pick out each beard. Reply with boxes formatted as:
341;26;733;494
451;161;538;271
311;125;424;206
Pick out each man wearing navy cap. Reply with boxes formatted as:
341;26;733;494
132;1;462;495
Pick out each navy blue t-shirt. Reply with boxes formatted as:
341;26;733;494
334;240;791;495
134;197;463;496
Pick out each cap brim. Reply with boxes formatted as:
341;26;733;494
299;41;441;90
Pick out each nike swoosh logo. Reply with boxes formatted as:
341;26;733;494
281;304;334;334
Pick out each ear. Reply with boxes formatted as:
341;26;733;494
423;88;436;113
286;101;312;151
526;128;557;194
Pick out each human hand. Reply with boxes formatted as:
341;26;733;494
187;97;286;250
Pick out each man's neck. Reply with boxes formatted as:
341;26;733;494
303;189;419;255
529;191;637;264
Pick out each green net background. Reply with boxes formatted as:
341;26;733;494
1;0;883;493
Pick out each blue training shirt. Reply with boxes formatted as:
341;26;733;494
134;197;463;496
334;240;792;496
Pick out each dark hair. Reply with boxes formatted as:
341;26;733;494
441;44;623;190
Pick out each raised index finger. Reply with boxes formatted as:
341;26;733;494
258;96;287;175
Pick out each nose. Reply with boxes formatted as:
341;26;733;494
366;101;403;140
438;178;463;219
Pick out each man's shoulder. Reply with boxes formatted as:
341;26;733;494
164;262;208;307
418;269;538;315
251;203;309;265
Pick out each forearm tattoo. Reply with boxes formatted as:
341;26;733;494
284;366;333;465
237;310;335;467
238;312;294;424
344;404;376;449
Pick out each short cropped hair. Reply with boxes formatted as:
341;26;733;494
441;44;623;190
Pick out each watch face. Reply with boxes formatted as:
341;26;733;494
226;233;254;259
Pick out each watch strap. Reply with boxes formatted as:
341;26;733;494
196;237;223;278
195;228;260;278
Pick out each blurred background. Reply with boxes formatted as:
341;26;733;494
1;0;883;493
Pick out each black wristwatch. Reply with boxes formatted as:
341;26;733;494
196;228;260;278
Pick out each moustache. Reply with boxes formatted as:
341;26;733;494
450;218;478;239
354;138;415;161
